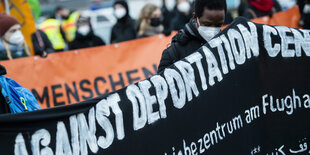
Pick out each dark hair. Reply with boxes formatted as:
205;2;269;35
194;0;227;18
55;6;66;13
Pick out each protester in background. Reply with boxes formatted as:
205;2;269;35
242;0;282;19
161;0;176;33
55;6;80;43
69;16;105;50
110;0;137;44
0;13;30;61
298;0;310;29
158;0;226;73
170;0;193;31
31;29;54;57
39;7;68;52
137;4;164;38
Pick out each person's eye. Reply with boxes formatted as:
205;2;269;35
202;23;211;26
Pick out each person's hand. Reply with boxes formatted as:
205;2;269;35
298;20;304;27
163;29;172;36
41;51;48;58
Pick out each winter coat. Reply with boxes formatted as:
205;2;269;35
157;18;206;73
0;39;28;61
110;17;137;44
31;30;54;56
69;31;105;50
170;12;192;31
111;1;137;44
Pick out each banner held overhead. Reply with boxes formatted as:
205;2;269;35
0;17;310;155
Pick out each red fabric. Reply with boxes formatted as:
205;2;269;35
0;13;20;37
249;0;275;12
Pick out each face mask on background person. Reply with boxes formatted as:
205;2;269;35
150;18;161;27
196;17;221;41
304;4;310;14
177;1;191;13
6;30;24;45
114;8;127;19
78;25;90;36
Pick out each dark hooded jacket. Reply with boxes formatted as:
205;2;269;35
298;0;310;29
170;11;192;31
69;30;105;50
110;1;137;44
0;65;10;114
158;18;206;73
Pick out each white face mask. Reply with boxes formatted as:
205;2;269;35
114;8;127;19
177;1;191;13
8;30;24;45
78;25;90;36
304;4;310;14
196;17;221;42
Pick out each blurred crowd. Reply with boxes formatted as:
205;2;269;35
0;0;309;61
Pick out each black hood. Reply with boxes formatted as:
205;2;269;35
184;18;204;41
113;0;130;22
173;18;205;45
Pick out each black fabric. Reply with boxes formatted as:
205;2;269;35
0;65;9;114
242;0;282;19
298;0;310;29
110;18;136;44
158;18;206;73
161;5;177;32
1;17;310;154
69;31;105;50
31;30;54;56
170;11;192;31
111;0;137;43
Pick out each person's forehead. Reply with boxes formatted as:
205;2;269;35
200;9;225;21
9;24;21;30
152;8;161;15
114;4;124;9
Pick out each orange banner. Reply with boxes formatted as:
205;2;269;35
1;34;174;109
0;0;36;55
222;6;301;30
252;6;301;28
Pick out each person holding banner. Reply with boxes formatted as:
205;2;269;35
110;0;137;43
69;16;105;50
0;13;30;61
158;0;226;73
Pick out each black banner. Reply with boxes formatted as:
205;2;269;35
1;17;310;155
